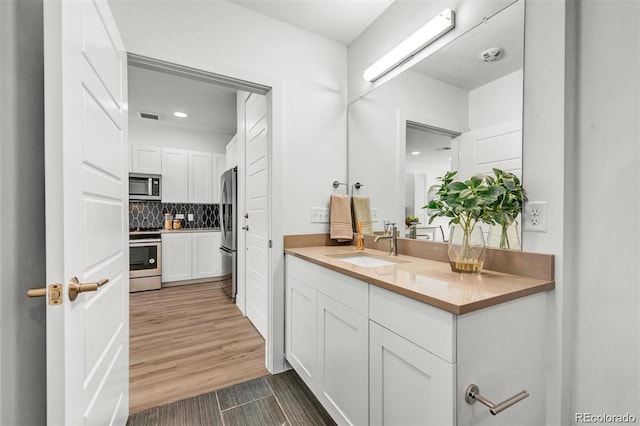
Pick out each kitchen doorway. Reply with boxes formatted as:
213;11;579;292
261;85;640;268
126;54;274;412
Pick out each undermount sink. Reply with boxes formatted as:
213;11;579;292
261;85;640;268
328;253;404;268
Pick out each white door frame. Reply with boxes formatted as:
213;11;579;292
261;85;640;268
127;54;286;374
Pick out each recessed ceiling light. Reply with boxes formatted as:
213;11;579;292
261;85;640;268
174;111;188;118
411;151;420;155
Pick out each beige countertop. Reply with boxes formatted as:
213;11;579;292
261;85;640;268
161;227;220;234
284;245;555;315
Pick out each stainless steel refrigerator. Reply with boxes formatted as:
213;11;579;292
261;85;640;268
220;166;237;300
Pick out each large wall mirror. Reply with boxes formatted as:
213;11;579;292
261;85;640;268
348;0;524;246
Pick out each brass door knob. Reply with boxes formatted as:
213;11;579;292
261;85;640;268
68;277;109;301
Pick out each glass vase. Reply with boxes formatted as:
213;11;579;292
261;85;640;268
487;221;521;250
448;224;486;273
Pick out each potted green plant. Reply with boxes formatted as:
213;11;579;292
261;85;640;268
423;171;503;273
485;169;528;249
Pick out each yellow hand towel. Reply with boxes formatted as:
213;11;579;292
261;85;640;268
351;196;373;234
330;194;353;242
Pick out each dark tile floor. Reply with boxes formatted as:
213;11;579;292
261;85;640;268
127;370;336;426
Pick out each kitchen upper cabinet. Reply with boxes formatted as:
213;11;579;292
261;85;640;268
192;232;221;278
226;135;237;170
131;145;162;174
370;321;455;426
188;151;213;204
162;231;222;283
161;148;189;203
216;155;227;203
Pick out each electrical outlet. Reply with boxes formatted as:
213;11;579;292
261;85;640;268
310;207;329;223
524;201;547;232
371;208;379;222
187;213;194;221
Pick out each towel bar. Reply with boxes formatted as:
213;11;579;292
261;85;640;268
352;182;363;192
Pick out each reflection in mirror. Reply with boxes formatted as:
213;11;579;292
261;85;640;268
348;0;524;247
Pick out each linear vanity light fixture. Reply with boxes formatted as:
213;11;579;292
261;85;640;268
362;8;455;82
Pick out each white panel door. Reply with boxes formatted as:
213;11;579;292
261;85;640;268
317;294;369;426
43;0;129;424
188;150;213;203
244;93;269;338
370;322;455;426
161;148;188;202
162;233;192;282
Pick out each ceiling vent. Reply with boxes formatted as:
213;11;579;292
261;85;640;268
136;111;162;121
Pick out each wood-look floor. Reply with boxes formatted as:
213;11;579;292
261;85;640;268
129;281;269;414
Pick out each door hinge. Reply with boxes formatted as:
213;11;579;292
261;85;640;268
268;240;272;248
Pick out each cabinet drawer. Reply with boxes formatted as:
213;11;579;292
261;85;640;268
369;284;456;363
286;255;368;317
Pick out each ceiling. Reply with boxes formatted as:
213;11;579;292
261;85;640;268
411;1;524;91
227;0;394;45
128;65;238;135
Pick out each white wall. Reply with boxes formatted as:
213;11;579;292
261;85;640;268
109;0;347;236
0;0;47;424
469;68;523;130
129;119;232;154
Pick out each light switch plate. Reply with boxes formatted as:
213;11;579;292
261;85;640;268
371;208;379;222
311;207;329;223
175;213;185;220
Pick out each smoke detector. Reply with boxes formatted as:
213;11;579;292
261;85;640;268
479;47;504;62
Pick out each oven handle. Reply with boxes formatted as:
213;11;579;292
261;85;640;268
129;240;161;247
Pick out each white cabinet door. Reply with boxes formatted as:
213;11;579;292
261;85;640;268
188;150;213;204
285;275;317;390
161;148;188;203
161;233;192;282
317;294;369;426
192;232;220;279
370;322;455;426
226;135;237;169
215;155;227;203
131;145;161;174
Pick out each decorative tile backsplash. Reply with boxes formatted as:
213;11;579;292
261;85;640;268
129;201;220;229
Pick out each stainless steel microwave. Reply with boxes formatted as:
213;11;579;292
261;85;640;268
129;173;161;201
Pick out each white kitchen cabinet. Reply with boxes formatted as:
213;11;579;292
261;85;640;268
161;232;192;282
215;155;227;203
131;145;162;174
162;231;222;283
192;231;220;278
285;254;547;426
226;134;237;169
161;148;189;203
370;321;455;426
188;150;213;204
317;293;369;426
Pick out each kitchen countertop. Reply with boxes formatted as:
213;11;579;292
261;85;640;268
284;245;555;315
161;227;221;233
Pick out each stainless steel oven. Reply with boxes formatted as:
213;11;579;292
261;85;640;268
129;231;162;292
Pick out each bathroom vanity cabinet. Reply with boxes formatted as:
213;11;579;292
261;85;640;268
285;251;550;426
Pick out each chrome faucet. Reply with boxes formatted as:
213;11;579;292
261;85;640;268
374;222;398;256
